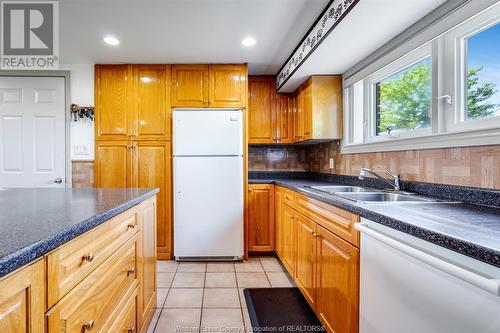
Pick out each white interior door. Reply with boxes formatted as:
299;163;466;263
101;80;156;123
0;76;66;187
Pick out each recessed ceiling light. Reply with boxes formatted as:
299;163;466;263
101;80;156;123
241;37;256;47
103;36;120;46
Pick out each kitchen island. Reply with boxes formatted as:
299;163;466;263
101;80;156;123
0;188;159;333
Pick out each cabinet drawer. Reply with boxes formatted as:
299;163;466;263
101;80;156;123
295;193;359;247
47;236;138;333
47;209;138;307
280;187;296;206
103;287;138;333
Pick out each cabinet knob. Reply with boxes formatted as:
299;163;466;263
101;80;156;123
312;232;320;238
127;327;136;333
127;267;136;276
82;253;94;262
83;320;95;331
127;223;137;229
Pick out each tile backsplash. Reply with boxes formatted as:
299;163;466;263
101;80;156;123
249;143;500;189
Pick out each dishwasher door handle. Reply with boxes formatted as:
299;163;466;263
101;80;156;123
355;222;500;296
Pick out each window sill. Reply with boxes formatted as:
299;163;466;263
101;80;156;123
341;128;500;154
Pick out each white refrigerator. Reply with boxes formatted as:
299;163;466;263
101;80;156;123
173;109;244;260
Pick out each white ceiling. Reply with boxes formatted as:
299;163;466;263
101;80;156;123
59;0;328;74
278;0;447;92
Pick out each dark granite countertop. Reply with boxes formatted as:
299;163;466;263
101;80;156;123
249;174;500;268
0;188;159;278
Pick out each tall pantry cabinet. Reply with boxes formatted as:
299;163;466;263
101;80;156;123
94;64;172;259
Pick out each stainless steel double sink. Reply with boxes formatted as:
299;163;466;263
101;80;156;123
306;185;440;204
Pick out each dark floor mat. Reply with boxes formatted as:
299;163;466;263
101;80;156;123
244;287;325;332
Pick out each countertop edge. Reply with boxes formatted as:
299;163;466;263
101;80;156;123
250;179;500;268
0;189;159;279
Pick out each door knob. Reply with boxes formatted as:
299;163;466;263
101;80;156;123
53;177;63;184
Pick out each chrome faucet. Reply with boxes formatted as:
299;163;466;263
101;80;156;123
359;165;401;191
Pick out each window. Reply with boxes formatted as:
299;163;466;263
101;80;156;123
465;23;500;121
342;2;500;153
375;57;432;136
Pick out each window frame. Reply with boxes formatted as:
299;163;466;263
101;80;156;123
364;43;434;144
342;2;500;154
444;7;500;133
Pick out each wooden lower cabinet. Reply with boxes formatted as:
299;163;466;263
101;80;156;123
274;187;284;257
280;203;296;275
47;236;138;332
137;198;158;332
248;184;275;252
95;140;172;259
274;186;359;333
134;141;172;260
316;225;359;333
0;196;157;333
94;141;133;188
295;213;317;310
0;260;44;333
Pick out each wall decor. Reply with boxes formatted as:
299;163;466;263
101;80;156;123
70;104;94;122
276;0;360;90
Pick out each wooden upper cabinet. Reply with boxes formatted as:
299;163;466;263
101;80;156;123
209;64;247;108
294;76;343;142
95;64;131;140
316;225;359;333
94;141;133;188
248;76;276;144
133;141;171;260
0;260;44;333
172;64;247;108
133;64;170;140
95;64;171;141
248;184;275;252
171;64;209;107
276;93;295;144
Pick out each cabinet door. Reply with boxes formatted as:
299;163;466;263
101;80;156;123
95;64;132;140
276;93;294;144
171;64;209;107
133;141;172;260
248;184;275;252
133;64;171;140
280;204;296;275
274;187;283;257
248;76;276;144
295;89;303;142
137;197;157;332
316;225;359;333
0;260;44;333
94;141;133;188
295;213;317;310
209;64;247;108
302;81;313;140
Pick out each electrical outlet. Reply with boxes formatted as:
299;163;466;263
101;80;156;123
329;158;334;169
73;144;89;155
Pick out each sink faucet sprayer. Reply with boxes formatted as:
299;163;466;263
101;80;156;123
359;165;401;191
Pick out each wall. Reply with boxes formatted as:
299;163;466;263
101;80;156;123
249;143;500;189
60;64;94;161
248;145;309;171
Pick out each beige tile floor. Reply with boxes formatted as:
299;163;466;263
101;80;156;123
147;256;294;333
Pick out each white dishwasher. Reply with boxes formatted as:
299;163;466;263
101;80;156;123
355;218;500;333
